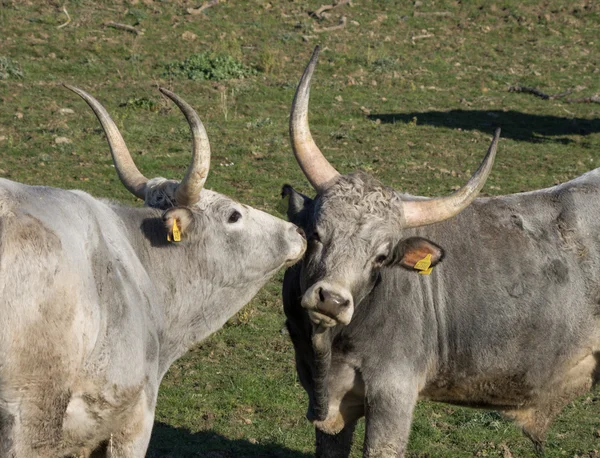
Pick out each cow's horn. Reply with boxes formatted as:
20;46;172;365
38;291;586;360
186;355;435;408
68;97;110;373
159;88;210;207
290;46;340;193
402;128;500;228
64;84;148;200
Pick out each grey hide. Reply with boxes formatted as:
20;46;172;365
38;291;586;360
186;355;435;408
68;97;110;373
0;88;306;457
282;50;600;458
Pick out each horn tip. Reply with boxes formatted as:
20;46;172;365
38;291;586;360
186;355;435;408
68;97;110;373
311;45;321;63
63;84;89;101
158;87;183;107
493;127;501;138
63;83;79;93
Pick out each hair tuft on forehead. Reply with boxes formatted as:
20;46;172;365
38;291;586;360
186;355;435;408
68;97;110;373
317;172;404;225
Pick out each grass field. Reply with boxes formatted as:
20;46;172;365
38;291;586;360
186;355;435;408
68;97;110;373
1;0;599;456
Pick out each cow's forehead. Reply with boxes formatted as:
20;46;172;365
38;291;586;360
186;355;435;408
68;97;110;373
195;189;234;211
314;172;404;229
143;177;237;212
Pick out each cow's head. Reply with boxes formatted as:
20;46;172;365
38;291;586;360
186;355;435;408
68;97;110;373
65;85;306;286
284;46;499;329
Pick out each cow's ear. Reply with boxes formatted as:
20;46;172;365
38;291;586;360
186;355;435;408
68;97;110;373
392;237;445;271
162;207;194;242
281;184;313;228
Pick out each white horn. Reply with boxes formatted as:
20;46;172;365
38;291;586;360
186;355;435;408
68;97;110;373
64;84;148;199
290;46;340;193
402;129;500;228
159;88;211;207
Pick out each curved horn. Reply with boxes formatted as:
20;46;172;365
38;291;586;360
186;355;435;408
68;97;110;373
63;84;148;200
290;46;340;193
159;88;210;207
402;128;500;228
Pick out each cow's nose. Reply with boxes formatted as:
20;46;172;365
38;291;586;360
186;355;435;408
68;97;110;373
316;288;349;316
296;226;306;239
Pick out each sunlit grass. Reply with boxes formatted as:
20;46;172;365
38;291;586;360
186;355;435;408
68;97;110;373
1;1;599;456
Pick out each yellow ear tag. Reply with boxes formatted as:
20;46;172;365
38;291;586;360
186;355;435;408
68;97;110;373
172;219;181;242
418;266;433;275
414;254;433;275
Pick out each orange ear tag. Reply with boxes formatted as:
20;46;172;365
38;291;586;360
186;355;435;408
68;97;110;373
172;219;181;242
414;254;433;275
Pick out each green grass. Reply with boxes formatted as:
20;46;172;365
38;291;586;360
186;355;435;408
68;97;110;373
1;1;599;456
0;56;24;80
164;51;257;81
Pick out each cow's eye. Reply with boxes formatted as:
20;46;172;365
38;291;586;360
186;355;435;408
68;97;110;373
310;231;321;243
374;254;387;265
228;210;242;223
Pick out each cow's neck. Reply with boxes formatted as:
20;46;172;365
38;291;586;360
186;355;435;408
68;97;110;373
110;204;268;376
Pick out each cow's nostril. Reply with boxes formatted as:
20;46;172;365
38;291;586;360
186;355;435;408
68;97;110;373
296;227;306;239
318;287;325;303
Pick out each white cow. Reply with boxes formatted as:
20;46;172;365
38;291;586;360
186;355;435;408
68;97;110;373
0;86;306;457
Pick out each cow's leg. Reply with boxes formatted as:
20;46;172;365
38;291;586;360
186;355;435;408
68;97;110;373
87;392;155;458
0;410;16;458
362;378;418;458
502;406;551;456
89;414;154;458
107;408;155;458
315;421;357;458
2;394;69;458
504;352;598;456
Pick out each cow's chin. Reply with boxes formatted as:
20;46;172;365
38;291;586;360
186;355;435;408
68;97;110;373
284;252;304;268
307;310;339;328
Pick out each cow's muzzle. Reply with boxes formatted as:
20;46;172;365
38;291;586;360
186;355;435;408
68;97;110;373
301;282;354;327
285;225;307;267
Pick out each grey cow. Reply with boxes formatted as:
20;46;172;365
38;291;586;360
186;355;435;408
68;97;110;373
282;47;600;457
0;86;306;457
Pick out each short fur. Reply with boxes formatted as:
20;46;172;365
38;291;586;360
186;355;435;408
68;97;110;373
0;177;305;457
283;169;600;457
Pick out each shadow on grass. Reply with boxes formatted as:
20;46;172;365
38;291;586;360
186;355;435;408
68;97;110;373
367;110;600;144
147;422;312;458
